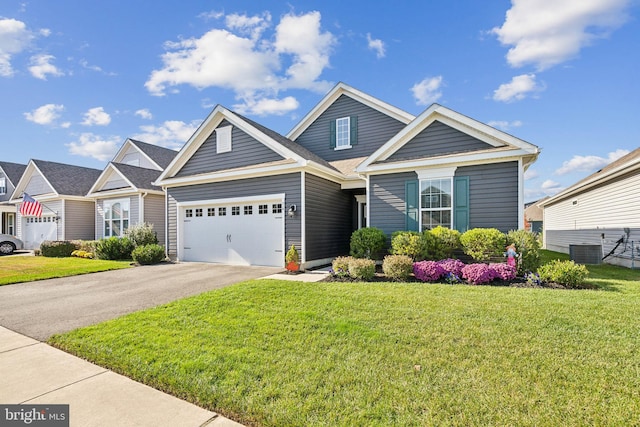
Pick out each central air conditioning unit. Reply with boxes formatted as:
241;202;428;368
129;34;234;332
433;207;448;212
569;244;602;264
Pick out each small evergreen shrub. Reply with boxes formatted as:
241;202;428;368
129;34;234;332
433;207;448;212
506;229;541;275
437;258;465;277
40;240;79;258
348;258;376;280
460;228;506;262
350;227;387;260
285;245;299;263
489;263;517;281
95;237;135;260
538;260;589;288
390;231;427;260
430;226;461;258
461;263;498;285
124;222;158;247
413;261;446;282
382;255;414;281
131;244;166;265
332;256;353;277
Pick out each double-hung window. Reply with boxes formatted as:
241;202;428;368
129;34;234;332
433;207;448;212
420;178;452;230
330;116;358;150
104;199;130;237
0;177;5;195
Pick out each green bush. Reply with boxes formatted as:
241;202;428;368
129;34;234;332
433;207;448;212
390;231;427;260
430;226;461;258
71;240;98;253
350;227;387;260
382;255;414;281
507;229;541;275
95;237;135;260
285;245;299;263
460;228;506;262
131;244;166;265
124;222;158;247
348;258;376;280
40;240;79;257
538;260;589;288
332;256;353;277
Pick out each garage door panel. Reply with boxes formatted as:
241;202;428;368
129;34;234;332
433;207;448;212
22;216;57;250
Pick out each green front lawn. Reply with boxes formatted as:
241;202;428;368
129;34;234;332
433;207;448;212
0;256;131;285
50;255;640;426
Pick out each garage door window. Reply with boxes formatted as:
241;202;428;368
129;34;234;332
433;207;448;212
218;207;226;216
272;203;282;214
104;199;130;237
259;204;268;214
244;206;253;215
232;206;240;216
208;208;215;216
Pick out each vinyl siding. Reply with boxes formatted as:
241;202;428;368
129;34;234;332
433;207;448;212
167;173;301;258
102;174;130;190
24;174;54;195
369;172;418;236
143;193;165;246
176;120;285;176
64;199;95;240
294;94;408;161
95;196;139;239
388;120;493;161
121;147;158;170
305;173;352;260
0;171;15;202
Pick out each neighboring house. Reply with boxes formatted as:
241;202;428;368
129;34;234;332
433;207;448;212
10;160;102;249
0;161;26;235
87;139;177;245
541;147;640;268
524;197;548;234
155;82;539;268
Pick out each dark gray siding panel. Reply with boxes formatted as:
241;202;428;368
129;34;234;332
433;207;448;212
176;120;285;177
389;121;493;161
167;173;301;257
369;172;417;236
305;174;352;260
294;95;407;161
459;161;518;232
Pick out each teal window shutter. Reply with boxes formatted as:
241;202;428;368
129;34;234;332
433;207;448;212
453;176;469;233
405;180;419;231
350;115;358;145
329;120;336;148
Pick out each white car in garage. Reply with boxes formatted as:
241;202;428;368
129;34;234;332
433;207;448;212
0;234;24;255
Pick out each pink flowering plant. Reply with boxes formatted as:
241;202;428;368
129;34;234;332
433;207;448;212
489;263;517;281
437;258;465;277
461;263;498;285
413;261;446;282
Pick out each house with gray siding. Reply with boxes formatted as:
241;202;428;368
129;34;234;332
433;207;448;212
541;148;640;268
0;161;26;236
9;160;101;249
156;82;539;268
87;139;176;245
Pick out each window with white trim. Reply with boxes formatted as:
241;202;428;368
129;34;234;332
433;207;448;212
0;177;5;195
104;199;130;237
335;117;351;149
420;178;452;231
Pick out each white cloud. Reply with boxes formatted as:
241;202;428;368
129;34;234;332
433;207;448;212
145;11;335;115
492;0;631;70
24;103;64;125
199;10;224;21
233;96;299;116
0;18;33;76
132;120;200;150
487;120;523;131
135;109;153;120
541;179;564;195
493;73;542;102
367;33;385;58
81;107;111;126
524;168;539;180
555;149;630;175
28;54;63;80
411;76;443;106
66;133;120;161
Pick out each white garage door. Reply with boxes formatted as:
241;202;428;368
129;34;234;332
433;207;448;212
180;198;284;267
22;216;58;249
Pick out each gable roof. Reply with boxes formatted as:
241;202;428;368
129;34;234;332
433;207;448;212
87;162;164;197
286;82;415;141
356;104;540;173
541;147;640;207
127;139;177;169
0;161;27;186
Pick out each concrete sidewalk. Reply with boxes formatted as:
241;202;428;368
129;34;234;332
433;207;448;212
0;327;242;427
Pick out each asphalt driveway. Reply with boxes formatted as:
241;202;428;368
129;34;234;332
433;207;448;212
0;262;280;341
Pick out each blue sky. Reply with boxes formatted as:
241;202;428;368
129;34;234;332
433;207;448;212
1;0;638;202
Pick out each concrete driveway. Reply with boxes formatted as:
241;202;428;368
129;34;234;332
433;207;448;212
0;262;280;341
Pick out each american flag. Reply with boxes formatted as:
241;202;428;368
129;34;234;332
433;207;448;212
20;193;43;217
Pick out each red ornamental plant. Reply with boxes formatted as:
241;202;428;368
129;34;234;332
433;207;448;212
461;263;498;285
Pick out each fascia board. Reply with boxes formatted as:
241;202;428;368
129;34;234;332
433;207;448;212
88;188;164;199
120;139;163;170
9;160;59;201
158;163;305;188
87;163;136;195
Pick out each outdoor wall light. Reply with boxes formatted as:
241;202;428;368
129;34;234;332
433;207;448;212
288;204;297;217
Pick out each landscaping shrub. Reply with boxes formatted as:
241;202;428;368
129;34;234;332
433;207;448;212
382;255;414;281
507;229;541;275
40;240;79;258
71;250;94;259
95;237;135;260
413;260;446;282
131;244;166;265
489;263;517;281
390;231;426;260
124;222;158;247
437;258;465;277
538;260;589;288
331;256;353;277
71;240;98;253
460;228;506;262
461;263;498;285
348;258;376;280
430;226;461;258
350;227;387;259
